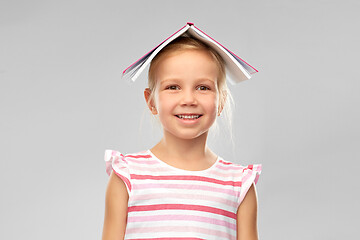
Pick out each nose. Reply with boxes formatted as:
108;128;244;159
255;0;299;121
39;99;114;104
180;89;197;106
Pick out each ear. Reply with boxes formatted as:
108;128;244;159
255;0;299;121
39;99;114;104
144;88;158;115
217;90;227;116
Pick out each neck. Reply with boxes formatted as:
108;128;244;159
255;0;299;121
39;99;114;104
152;131;211;162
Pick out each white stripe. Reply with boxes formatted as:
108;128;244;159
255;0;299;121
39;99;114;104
125;219;236;236
131;178;241;190
125;230;234;240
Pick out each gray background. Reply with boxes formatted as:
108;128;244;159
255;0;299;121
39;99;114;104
1;0;359;239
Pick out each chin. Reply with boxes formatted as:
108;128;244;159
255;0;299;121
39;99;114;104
168;130;209;140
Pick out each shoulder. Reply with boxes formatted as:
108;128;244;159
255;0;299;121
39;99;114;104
123;149;152;160
104;149;154;175
220;158;261;170
215;157;262;203
217;158;242;168
219;157;262;174
217;158;261;176
105;149;151;163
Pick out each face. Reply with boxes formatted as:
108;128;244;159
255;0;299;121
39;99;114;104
146;49;221;140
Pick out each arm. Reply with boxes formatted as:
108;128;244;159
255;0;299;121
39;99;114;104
102;171;129;240
236;183;259;240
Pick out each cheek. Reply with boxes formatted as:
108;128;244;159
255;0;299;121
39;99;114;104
201;95;219;113
156;94;174;113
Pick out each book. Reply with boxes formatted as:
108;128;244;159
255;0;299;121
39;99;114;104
122;22;258;85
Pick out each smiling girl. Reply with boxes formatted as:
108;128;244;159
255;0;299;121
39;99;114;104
102;24;262;240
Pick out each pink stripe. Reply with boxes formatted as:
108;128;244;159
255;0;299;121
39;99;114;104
123;24;189;74
128;214;236;230
125;154;152;159
111;150;119;156
128;238;203;240
131;174;241;187
126;225;235;239
130;192;238;208
254;164;262;171
193;25;258;73
219;160;233;165
219;160;248;168
132;183;237;196
241;165;261;184
128;204;236;219
112;167;132;192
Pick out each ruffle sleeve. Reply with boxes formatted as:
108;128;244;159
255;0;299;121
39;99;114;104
238;164;262;206
104;149;132;194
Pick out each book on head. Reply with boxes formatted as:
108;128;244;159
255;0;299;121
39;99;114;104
122;22;258;85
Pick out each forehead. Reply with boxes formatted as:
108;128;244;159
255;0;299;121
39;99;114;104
155;49;220;84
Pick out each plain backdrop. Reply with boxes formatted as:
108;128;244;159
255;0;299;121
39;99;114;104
1;0;359;239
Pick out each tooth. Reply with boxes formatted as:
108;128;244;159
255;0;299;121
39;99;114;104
177;115;200;119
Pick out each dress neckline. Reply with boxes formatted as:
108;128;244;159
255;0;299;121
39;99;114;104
147;149;220;173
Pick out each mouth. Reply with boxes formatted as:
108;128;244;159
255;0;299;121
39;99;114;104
175;114;202;120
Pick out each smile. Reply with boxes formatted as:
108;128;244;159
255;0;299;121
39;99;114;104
175;114;202;119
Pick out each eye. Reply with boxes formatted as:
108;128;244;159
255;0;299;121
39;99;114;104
196;85;210;91
165;85;180;90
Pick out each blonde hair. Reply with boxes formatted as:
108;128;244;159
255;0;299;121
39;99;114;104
147;37;234;141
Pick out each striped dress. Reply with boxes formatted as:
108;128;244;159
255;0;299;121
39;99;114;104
104;149;262;240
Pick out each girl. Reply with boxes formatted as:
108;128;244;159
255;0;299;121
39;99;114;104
102;24;262;240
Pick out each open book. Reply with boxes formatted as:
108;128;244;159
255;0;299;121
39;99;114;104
122;22;258;85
